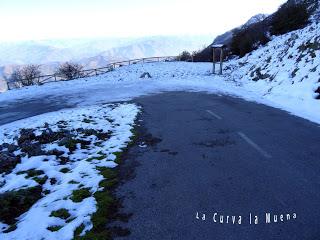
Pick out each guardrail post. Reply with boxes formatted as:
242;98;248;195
212;48;216;74
5;80;9;91
220;49;224;75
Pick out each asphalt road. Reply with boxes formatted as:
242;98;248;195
116;92;320;240
1;91;320;239
0;95;75;125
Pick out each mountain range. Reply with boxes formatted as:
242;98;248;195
0;35;213;80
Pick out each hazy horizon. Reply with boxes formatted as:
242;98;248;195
0;34;215;73
0;0;287;42
0;33;216;44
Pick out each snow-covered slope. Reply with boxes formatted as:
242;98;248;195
222;20;320;122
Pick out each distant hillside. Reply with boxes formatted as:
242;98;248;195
194;0;319;62
213;14;269;46
193;14;268;62
0;42;71;66
0;38;137;66
78;36;212;68
0;35;213;80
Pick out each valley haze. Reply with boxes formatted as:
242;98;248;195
0;35;213;82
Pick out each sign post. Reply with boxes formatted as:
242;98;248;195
212;44;226;75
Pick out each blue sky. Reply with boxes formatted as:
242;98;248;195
0;0;287;41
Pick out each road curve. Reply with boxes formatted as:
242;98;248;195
116;92;320;240
1;91;320;239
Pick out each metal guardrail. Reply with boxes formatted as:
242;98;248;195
7;56;178;89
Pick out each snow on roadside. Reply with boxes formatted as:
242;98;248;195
0;103;139;240
0;23;319;125
225;22;320;124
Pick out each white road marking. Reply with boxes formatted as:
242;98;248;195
237;132;272;159
206;110;222;120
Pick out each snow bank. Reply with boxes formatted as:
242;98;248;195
0;22;319;124
225;22;320;123
0;103;139;240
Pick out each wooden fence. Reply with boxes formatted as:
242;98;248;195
7;56;178;89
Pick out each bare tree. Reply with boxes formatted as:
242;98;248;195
56;62;84;80
9;69;23;88
22;65;41;86
9;65;41;87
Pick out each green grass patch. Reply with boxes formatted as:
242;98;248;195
74;124;138;239
97;167;118;189
47;225;63;232
78;191;115;239
74;223;85;238
86;157;96;162
33;176;48;185
113;152;123;164
0;186;42;225
77;167;119;239
95;131;111;141
43;190;50;195
99;178;118;189
96;152;107;160
3;224;17;233
17;169;44;178
83;118;94;124
50;208;71;220
94;142;103;147
65;217;76;223
87;153;107;162
64;139;78;151
60;167;70;174
97;167;117;180
58;138;79;152
68;180;79;184
96;155;107;161
70;188;91;203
